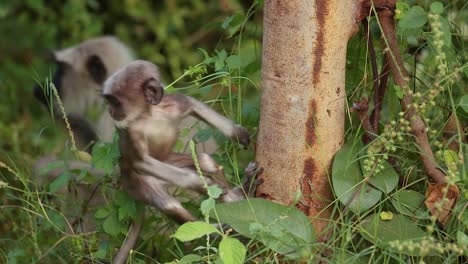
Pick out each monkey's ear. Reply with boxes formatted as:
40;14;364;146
143;78;164;105
86;55;107;84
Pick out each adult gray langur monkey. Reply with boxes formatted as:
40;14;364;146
34;36;134;149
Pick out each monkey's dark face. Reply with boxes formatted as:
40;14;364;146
102;94;127;121
102;60;164;125
33;53;107;108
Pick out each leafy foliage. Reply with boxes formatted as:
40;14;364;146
0;0;466;263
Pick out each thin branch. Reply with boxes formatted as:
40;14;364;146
377;9;446;184
364;20;380;115
371;56;390;131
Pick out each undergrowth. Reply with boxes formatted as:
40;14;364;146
0;1;467;263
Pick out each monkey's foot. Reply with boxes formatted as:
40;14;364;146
242;161;264;197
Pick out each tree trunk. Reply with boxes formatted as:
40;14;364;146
256;0;359;234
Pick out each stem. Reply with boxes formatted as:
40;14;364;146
377;9;446;184
370;56;390;132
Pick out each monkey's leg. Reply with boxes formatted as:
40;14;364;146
134;155;212;190
166;153;223;176
139;175;197;223
186;97;250;146
113;209;145;264
166;153;230;192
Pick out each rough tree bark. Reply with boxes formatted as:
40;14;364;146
256;0;359;234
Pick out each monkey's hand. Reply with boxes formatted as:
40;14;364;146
234;125;250;147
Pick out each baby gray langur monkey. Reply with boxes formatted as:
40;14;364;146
102;60;260;264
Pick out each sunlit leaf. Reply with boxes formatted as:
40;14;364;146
178;254;203;264
219;237;246;264
201;198;215;215
380;211;393;220
172;221;220;242
207;185;223;199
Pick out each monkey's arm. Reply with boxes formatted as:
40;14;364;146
184;96;250;146
134;155;208;190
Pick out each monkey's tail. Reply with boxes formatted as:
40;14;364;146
112;208;145;264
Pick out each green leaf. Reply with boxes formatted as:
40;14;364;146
332;142;382;214
201;198;215;215
226;55;242;69
103;214;123;237
430;2;444;14
49;171;71;193
172;221;220;242
213;198;315;259
359;214;430;256
391;190;429;219
199;85;213;95
118;200;137;221
398;6;427;29
443;150;458;165
222;16;234;29
214;50;227;70
94;208;111;219
395;2;410;20
93;241;109;259
219;237;246;264
194;128;214;143
42;208;67;231
367;160;399;193
92;139;119;174
115;191;137;220
457;231;468;246
393;85;404;99
208;185;223;199
178;254;203;264
438;17;452;47
459;95;468;113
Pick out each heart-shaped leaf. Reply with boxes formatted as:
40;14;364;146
391;190;429;219
332;142;382;214
359;213;430;256
213;198;314;259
